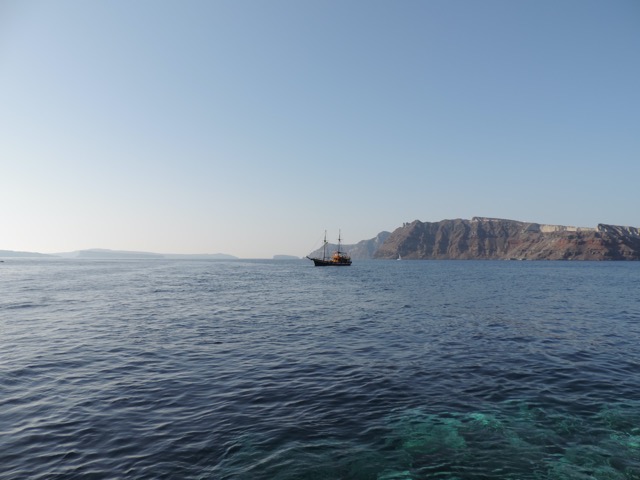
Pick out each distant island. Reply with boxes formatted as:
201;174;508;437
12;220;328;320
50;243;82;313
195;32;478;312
0;249;52;258
0;248;238;260
310;217;640;261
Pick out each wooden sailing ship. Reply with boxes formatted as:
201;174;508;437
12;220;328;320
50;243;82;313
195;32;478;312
307;231;352;266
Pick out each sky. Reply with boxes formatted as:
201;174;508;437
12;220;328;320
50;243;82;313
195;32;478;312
1;0;639;258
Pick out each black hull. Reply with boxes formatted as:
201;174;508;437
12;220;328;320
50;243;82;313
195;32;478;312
307;257;352;266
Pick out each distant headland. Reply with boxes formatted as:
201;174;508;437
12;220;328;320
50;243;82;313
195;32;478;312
312;217;640;261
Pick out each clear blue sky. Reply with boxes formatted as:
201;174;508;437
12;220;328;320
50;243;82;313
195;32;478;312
1;0;639;258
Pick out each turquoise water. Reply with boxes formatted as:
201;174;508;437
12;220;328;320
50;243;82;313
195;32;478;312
1;259;639;479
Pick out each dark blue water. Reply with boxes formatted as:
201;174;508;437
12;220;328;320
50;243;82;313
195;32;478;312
1;259;639;479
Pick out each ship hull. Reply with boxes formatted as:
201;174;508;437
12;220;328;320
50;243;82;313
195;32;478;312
308;257;352;266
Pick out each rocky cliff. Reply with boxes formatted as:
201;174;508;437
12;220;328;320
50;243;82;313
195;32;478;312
373;217;640;260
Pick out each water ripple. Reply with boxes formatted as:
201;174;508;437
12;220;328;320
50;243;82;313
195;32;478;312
1;259;640;479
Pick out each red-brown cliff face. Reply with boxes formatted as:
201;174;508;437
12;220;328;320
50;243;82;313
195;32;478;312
373;218;640;260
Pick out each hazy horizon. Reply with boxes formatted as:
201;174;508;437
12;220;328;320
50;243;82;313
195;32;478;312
2;1;638;258
3;213;639;260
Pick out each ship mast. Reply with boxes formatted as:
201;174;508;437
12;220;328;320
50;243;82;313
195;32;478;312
322;230;327;261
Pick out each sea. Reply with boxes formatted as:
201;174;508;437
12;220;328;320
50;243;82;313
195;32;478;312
1;258;639;480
